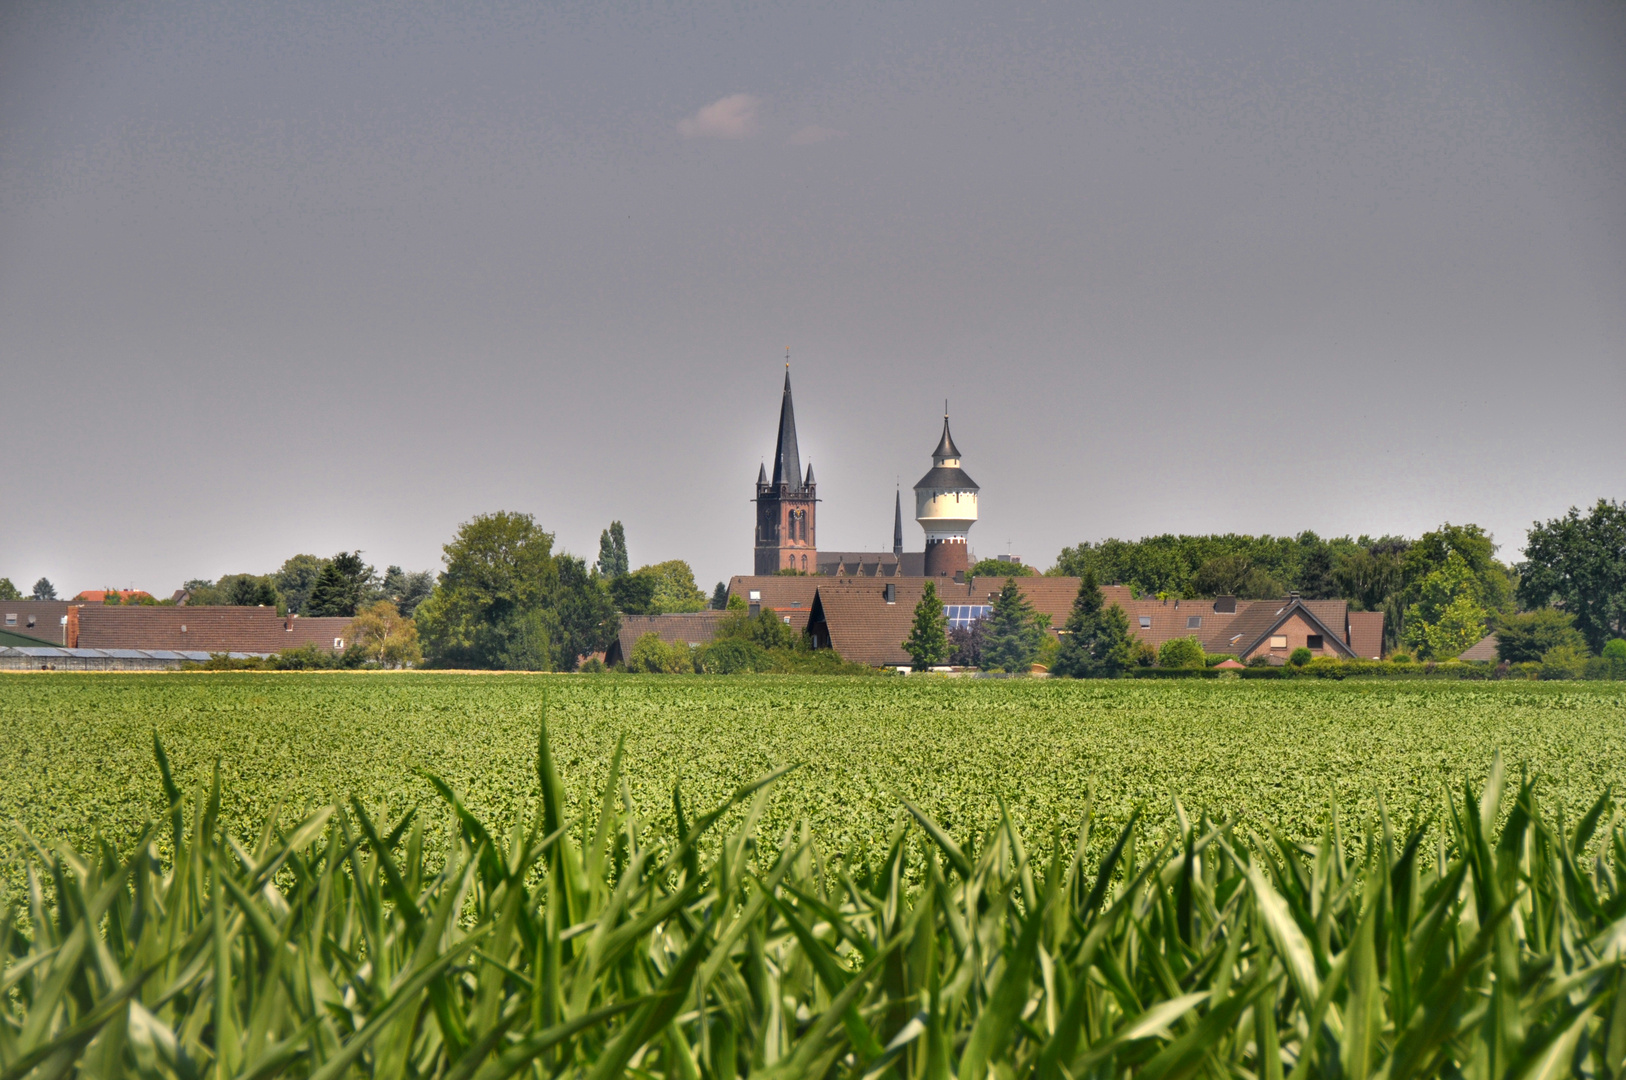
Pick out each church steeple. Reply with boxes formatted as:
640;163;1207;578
893;490;904;557
753;365;818;574
770;369;802;490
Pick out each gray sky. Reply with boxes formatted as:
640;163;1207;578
3;0;1623;596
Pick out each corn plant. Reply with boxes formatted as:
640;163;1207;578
3;722;1625;1079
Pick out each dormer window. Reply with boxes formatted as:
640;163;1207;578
884;583;896;603
1139;616;1151;629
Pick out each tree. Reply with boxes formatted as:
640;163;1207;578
346;601;423;667
381;566;436;617
609;570;658;615
0;579;18;601
1158;636;1205;669
305;552;374;617
275;555;326;615
983;578;1045;672
1052;571;1135;678
1518;499;1626;654
1493;609;1588;664
597;521;629;579
1332;547;1405;612
1402;553;1490;660
415;512;561;669
644;560;707;613
710;582;729;610
219;574;279;607
31;578;57;601
1402;523;1515;616
550;556;619;670
947;619;987;667
101;588;123;606
1191;555;1281;599
903;581;948;670
968;559;1035;579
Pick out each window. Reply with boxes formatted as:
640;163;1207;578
944;604;991;629
333;637;345;649
1186;616;1202;629
782;616;791;624
1139;616;1152;629
749;590;761;601
3;614;13;626
884;583;896;604
1306;635;1323;650
1269;635;1287;649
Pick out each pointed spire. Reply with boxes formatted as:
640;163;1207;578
893;490;904;557
770;368;802;489
933;413;961;463
804;462;815;486
757;462;767;485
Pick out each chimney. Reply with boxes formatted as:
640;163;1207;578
65;605;79;648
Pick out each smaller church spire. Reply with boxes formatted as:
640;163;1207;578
893;489;903;557
757;462;767;486
804;462;815;487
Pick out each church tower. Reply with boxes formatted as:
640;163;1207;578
914;412;978;579
754;369;818;574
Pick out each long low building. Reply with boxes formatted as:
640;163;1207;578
0;646;269;671
69;606;355;653
803;576;1383;667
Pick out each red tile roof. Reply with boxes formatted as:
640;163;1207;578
76;590;153;604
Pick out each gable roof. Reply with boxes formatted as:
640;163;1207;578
1218;598;1357;658
1458;633;1499;662
807;580;928;667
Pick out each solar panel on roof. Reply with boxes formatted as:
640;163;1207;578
17;647;68;657
101;649;149;659
66;648;108;658
179;651;212;661
144;650;184;660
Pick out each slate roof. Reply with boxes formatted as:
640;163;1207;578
769;370;803;490
1458;633;1499;662
813;553;927;577
913;465;978;491
932;416;961;460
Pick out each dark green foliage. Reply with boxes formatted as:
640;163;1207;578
381;565;435;616
305;551;374;617
1289;646;1314;666
0;578;18;601
1053;572;1135;678
550;556;619;671
903;580;948;669
694;636;772;673
1519;498;1626;653
274;554;326;614
1190;554;1282;599
414;512;567;669
608;569;658;615
7;736;1626;1079
710;581;728;609
30;577;56;601
221;573;279;607
947;618;986;667
967;558;1035;578
982;577;1045;672
1494;608;1589;663
597;520;629;579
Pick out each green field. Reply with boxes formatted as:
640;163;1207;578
4;673;1625;901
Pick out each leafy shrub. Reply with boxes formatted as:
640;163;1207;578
1203;653;1239;667
1604;638;1626;660
627;632;693;673
1156;635;1205;669
1288;647;1313;666
1539;643;1590;680
1495;608;1588;663
577;656;606;672
694;637;772;674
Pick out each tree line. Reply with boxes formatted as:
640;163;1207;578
1048;502;1626;662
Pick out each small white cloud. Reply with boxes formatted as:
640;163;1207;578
678;94;762;139
787;125;847;146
